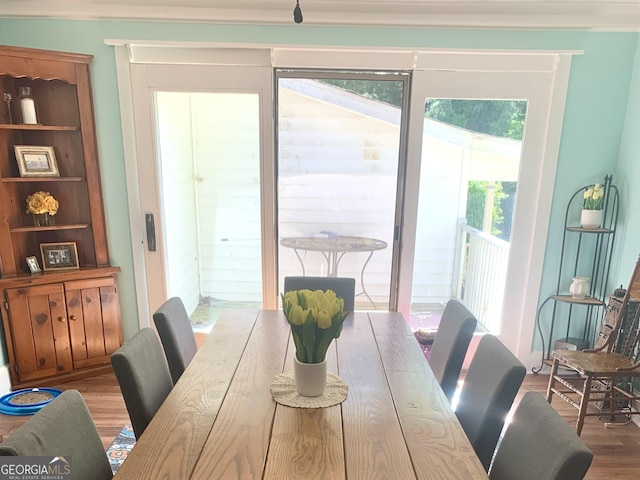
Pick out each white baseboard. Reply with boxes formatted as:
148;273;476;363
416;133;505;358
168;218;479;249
0;364;12;395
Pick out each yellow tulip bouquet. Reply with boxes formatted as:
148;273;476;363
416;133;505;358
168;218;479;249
583;183;604;210
281;289;350;364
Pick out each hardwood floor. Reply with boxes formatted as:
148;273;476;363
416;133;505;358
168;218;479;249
0;373;130;450
513;374;640;479
0;359;639;478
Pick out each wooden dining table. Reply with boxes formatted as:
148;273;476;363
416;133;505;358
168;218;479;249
113;309;488;479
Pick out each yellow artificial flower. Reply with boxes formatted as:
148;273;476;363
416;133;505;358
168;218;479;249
44;195;59;213
25;191;59;215
305;290;319;312
583;183;604;210
316;309;332;329
281;287;350;363
290;305;306;325
283;290;299;307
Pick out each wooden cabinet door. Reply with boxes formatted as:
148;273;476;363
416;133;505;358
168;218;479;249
6;284;73;383
65;276;122;369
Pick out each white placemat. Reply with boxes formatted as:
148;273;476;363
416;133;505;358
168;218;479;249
270;372;348;408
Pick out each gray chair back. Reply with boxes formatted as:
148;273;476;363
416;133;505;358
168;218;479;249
284;276;356;312
0;389;112;480
153;297;198;384
111;327;174;439
455;334;526;471
490;391;593;480
429;300;477;402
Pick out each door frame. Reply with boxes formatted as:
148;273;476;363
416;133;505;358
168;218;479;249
403;54;574;365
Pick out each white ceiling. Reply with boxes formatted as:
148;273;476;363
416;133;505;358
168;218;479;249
1;1;640;30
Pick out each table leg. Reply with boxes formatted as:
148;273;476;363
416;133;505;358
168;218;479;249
357;250;377;309
292;248;306;276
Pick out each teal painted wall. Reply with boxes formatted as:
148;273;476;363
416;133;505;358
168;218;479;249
0;19;638;365
615;35;640;287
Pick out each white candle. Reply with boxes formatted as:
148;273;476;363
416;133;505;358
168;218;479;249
20;97;37;124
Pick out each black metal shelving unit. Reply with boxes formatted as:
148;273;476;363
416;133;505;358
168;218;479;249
532;175;619;374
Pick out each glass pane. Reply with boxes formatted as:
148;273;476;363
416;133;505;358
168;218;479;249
410;99;526;334
156;91;262;332
277;75;405;310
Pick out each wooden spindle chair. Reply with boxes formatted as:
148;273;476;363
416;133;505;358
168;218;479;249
547;255;640;436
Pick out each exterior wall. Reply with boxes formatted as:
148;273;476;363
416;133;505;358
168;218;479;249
156;92;201;314
191;93;262;301
155;91;266;312
156;83;520;308
413;132;467;304
278;86;398;304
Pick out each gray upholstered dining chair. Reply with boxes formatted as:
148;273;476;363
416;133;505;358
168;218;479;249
489;391;593;480
428;299;477;402
111;327;174;439
153;296;198;384
455;334;526;471
284;276;356;312
0;389;113;480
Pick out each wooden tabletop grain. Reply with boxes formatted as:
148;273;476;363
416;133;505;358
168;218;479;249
114;309;488;479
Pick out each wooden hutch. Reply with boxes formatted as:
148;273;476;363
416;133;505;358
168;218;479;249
0;45;122;389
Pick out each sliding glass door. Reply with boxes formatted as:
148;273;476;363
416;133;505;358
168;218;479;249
129;64;274;331
276;71;409;310
120;45;570;364
401;66;563;358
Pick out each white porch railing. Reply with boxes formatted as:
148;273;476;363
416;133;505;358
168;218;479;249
455;222;510;333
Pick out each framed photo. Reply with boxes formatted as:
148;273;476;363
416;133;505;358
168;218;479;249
40;242;79;271
14;145;60;178
25;255;41;274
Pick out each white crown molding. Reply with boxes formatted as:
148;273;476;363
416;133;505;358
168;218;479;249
1;1;640;30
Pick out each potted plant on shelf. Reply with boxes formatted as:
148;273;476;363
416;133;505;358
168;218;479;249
26;191;58;226
581;183;604;229
281;289;349;397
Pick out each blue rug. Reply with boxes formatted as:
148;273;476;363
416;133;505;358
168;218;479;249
106;424;135;473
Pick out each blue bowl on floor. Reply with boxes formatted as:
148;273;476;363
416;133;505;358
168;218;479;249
0;388;62;416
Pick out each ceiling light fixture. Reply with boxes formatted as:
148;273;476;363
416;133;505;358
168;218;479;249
293;0;303;24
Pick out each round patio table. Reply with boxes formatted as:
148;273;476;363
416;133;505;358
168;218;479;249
280;235;388;308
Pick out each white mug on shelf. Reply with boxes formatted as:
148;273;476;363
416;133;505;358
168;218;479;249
570;276;590;300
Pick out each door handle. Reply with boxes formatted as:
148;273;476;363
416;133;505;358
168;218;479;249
145;213;156;252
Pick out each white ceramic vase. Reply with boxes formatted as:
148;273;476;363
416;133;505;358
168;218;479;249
293;356;327;397
580;209;603;229
569;276;590;300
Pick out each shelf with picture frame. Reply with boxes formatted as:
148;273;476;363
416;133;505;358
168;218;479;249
0;45;104;276
532;174;619;374
0;45;122;388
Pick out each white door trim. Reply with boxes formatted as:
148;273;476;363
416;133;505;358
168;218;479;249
401;54;574;366
113;45;152;328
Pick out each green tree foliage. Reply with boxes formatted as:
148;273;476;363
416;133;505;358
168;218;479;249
425;99;525;141
320;79;404;108
426;99;525;239
466;182;506;237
